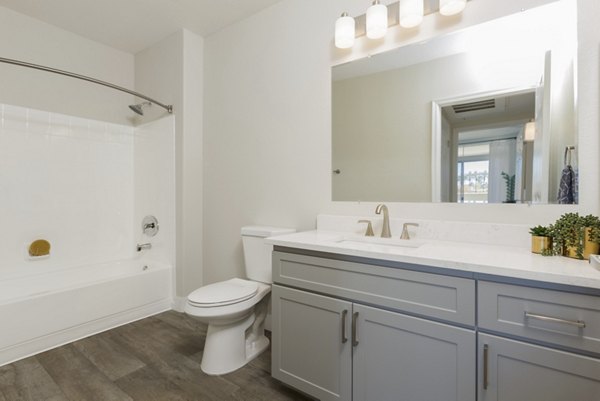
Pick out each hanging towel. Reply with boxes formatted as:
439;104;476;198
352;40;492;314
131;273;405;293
573;167;579;204
557;165;576;204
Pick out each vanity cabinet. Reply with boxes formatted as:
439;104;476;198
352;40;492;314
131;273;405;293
271;251;476;401
271;249;600;401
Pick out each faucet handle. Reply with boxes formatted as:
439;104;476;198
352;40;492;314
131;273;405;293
358;220;375;237
400;223;419;240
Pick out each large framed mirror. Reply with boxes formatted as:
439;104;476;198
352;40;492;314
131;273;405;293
332;0;577;204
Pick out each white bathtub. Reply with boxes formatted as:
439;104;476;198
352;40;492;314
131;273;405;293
0;259;172;366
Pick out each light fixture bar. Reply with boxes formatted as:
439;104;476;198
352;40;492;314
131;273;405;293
353;0;468;38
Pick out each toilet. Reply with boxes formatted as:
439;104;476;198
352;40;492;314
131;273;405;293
185;225;295;375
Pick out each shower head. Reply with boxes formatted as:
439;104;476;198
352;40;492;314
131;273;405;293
129;101;151;116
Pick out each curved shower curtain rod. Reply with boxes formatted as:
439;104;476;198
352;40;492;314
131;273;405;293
0;56;173;114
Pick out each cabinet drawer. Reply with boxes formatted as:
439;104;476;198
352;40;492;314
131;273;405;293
478;281;600;354
273;251;475;326
478;333;600;401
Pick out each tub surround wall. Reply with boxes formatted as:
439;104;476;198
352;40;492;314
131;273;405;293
134;116;177;268
0;103;134;278
0;107;176;367
0;105;176;280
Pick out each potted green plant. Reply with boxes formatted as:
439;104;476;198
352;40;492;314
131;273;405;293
548;213;600;260
529;225;552;255
501;172;516;203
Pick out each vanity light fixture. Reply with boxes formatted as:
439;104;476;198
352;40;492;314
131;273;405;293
335;0;468;49
439;0;467;16
400;0;424;28
335;12;356;49
367;0;389;39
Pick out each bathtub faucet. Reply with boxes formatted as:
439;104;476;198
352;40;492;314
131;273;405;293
136;243;152;252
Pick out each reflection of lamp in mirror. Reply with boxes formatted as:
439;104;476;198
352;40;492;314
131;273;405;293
400;0;424;28
367;0;388;39
335;12;356;49
524;120;536;142
439;0;467;16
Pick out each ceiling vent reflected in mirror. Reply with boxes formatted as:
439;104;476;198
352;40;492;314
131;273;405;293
452;99;496;114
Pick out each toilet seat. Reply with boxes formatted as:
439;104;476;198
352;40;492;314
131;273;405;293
187;278;258;307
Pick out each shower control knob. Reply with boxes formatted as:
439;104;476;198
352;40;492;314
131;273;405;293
142;215;159;237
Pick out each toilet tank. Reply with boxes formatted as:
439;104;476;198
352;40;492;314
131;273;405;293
241;226;295;284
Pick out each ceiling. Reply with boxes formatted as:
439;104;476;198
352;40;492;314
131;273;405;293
0;0;283;54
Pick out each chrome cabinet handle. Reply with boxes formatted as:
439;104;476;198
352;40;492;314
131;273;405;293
483;344;489;390
352;312;359;347
524;311;586;328
341;310;348;344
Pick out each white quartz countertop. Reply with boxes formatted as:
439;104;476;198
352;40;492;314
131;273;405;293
266;230;600;290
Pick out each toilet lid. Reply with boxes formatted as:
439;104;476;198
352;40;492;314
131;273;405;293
187;278;258;307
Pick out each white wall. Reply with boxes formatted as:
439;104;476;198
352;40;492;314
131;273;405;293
204;0;332;283
0;6;134;125
135;30;204;297
0;103;134;279
203;0;600;284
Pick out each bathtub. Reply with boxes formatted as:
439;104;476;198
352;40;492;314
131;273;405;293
0;259;172;366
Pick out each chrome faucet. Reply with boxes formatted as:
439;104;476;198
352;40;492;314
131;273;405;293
375;204;391;238
136;243;152;252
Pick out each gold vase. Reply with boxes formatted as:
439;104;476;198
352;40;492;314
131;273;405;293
564;228;600;260
531;236;552;254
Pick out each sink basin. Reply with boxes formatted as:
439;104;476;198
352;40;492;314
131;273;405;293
335;236;423;249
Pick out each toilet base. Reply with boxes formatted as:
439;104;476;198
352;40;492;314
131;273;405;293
200;297;270;376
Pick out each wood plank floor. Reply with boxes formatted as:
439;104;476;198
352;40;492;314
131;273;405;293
0;311;313;401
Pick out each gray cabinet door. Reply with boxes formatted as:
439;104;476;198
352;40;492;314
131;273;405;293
271;285;352;401
352;304;476;401
479;333;600;401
